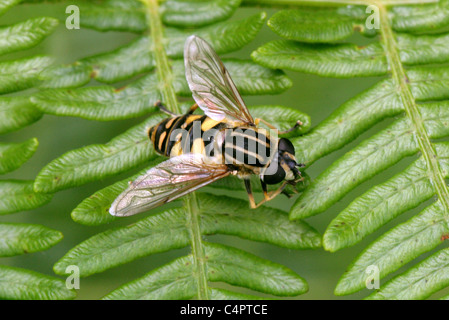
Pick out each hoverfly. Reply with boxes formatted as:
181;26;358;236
109;35;304;217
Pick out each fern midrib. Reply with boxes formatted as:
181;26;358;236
141;0;209;300
145;0;179;115
378;2;449;222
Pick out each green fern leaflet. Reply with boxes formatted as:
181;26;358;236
1;0;320;300
252;0;449;299
0;0;74;300
3;0;448;301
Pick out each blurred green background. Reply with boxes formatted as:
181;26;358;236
1;3;447;300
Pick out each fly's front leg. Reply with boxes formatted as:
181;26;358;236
245;179;289;209
280;175;307;198
254;118;303;135
261;180;289;203
281;183;300;198
281;189;295;198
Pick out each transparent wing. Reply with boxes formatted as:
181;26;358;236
184;35;254;125
109;154;230;217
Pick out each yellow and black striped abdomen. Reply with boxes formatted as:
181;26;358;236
148;114;224;158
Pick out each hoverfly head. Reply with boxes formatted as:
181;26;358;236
277;138;301;181
261;138;301;185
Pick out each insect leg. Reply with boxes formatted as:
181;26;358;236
281;189;294;198
255;118;303;135
244;178;257;209
261;180;269;199
262;178;291;199
262;180;289;202
187;103;199;114
155;101;177;117
245;179;289;209
255;118;277;130
280;120;303;135
258;180;290;208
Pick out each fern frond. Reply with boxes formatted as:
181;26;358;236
0;265;75;300
33;113;166;193
160;0;242;28
38;12;266;88
0;97;43;134
365;248;449;300
102;242;307;300
55;193;319;277
33;60;291;120
253;0;449;299
17;0;319;299
0;0;73;300
0;138;38;174
0;180;53;215
0;223;62;257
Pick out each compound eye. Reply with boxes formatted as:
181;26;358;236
261;162;286;185
278;138;295;155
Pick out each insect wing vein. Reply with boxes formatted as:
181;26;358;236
109;154;230;216
184;35;254;125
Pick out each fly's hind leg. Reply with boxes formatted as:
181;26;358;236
255;118;303;135
244;178;258;209
245;178;288;209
